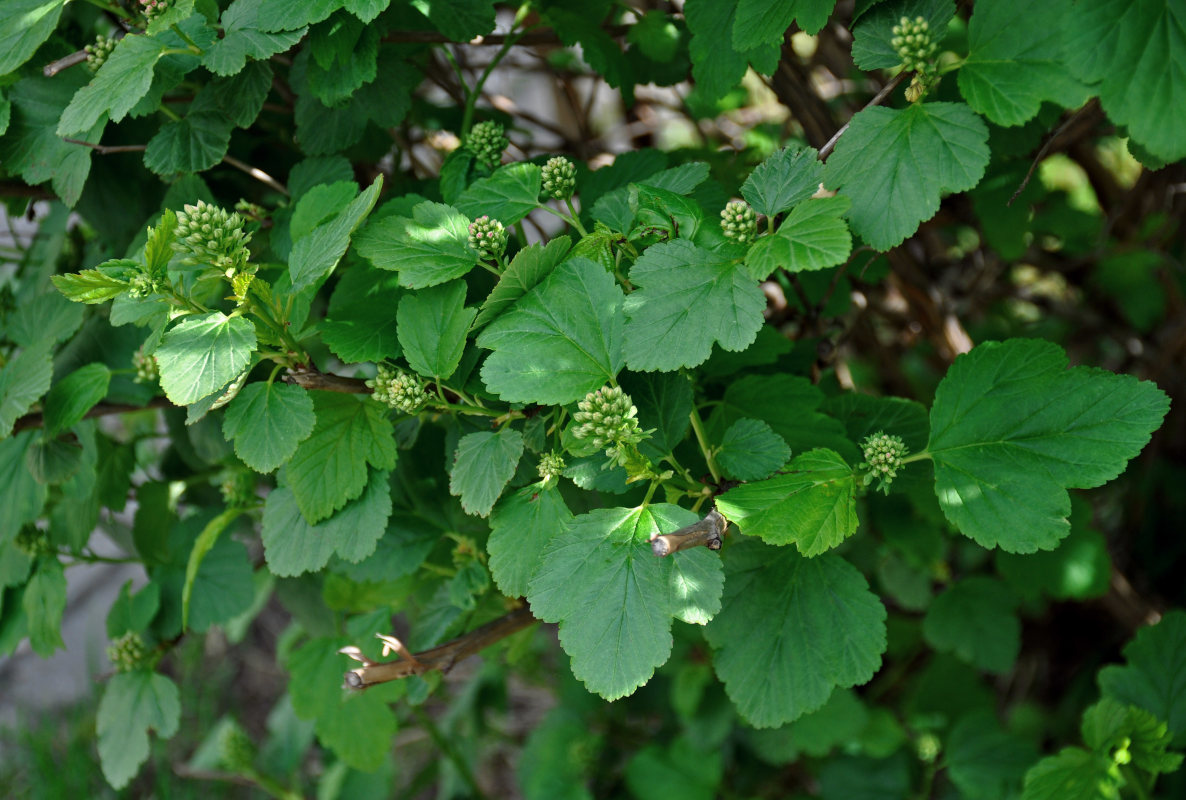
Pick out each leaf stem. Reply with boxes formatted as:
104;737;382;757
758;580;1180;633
460;5;532;135
170;24;203;53
157;104;182;122
688;408;722;484
563;198;588;236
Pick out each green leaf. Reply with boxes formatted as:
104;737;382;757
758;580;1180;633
186;532;254;632
107;581;161;638
181;508;242;629
203;1;307;76
321;264;404;364
528;505;724;700
733;0;835;48
740;144;824;218
746;689;870;762
1;75;106;207
957;0;1087;127
412;0;496;40
143;112;234;176
625;737;723;800
922;577;1020;674
1097;610;1186;739
222;382;316;474
263;468;393;576
286;393;396;524
851;0;956;70
716;418;791;481
344;0;390;22
0;433;48;534
620;371;692;458
397;280;475;380
1082;699;1184;776
42;363;111;436
97;672;181;790
0;339;53;439
705;539;886;728
449;429;524;517
256;0;345;30
1064;0;1186;162
354;201;478;289
144;211;178;274
478;258;625;405
823;103;990;251
1020;747;1119;800
306;14;379;106
455;163;543;225
716;448;856;555
685;0;780;102
519;709;600;800
314;692;399;771
291;181;357;240
50;262;135;304
623;240;765;372
58;34;167;135
488;486;573;597
25;436;83;484
290;177;384;290
945;710;1038;800
745;196;852;278
23;558;67;656
473;236;571;330
928;339;1170;553
0;0;66;74
155;312;258;406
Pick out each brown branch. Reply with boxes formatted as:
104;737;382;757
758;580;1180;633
62;137;147;154
383;24;629;46
43;50;89;77
283;366;370;394
12;396;173;435
342;606;537;690
818;72;908;161
1009;99;1103;205
0;181;55;200
650;509;726;557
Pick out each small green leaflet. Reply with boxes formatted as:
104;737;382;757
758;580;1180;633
716;418;790;481
255;0;345;31
478;258;625;405
42;363;110;436
1063;0;1186;162
97;672;181;790
321;263;403;364
222;382;316;473
154;312;258;406
946;711;1037;800
704;539;886;728
623;240;765;372
487;486;573;598
58;33;167;135
957;0;1087;127
354;201;477;289
291;181;357;239
733;0;835;49
290;176;384;290
285;392;397;524
745;196;852;279
0;0;66;75
143;112;234;176
716;448;857;556
527;505;724;701
51;260;137;304
1081;699;1183;775
0;433;47;533
7;292;82;349
684;0;779;102
397;280;475;380
740;144;823;218
0;339;53;438
928;339;1170;553
474;236;571;330
23;558;67;656
185;530;254;632
1097;610;1186;739
449;428;524;517
144;211;177;274
262;468;393;576
455;162;543;225
202;0;307;76
823;102;989;251
922;577;1020;674
1020;747;1118;800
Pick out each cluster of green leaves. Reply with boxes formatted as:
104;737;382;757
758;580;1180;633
1;0;1184;797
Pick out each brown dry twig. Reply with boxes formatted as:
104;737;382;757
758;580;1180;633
650;509;726;557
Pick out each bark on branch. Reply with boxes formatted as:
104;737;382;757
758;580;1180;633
650;509;726;556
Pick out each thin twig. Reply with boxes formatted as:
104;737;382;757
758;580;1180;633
342;606;537;689
650;509;726;557
62;137;147;154
383;24;629;46
221;154;290;196
818;72;908;161
12;396;173;435
43;50;89;77
1008;99;1102;206
283;366;370;394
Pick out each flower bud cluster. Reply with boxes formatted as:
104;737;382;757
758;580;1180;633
84;35;117;73
537;451;566;485
860;431;909;493
468;215;507;260
891;16;938;73
15;527;53;559
572;386;645;451
140;0;167;20
720;200;758;243
107;631;150;673
133;346;158;384
128;272;156;299
541;156;577;200
467;121;508;168
173;200;251;273
367;365;429;414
